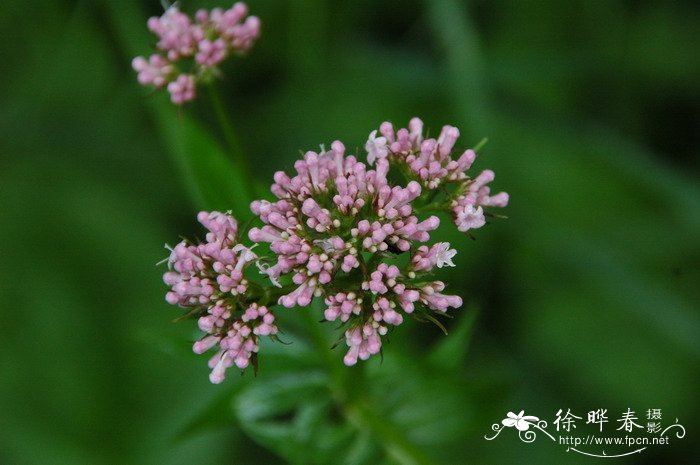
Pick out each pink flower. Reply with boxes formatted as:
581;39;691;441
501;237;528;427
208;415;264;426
133;3;261;105
195;38;227;67
411;242;457;271
163;211;280;382
370;118;508;233
365;130;388;165
419;282;463;313
249;143;441;312
163;117;509;378
131;54;173;88
324;292;361;323
148;6;199;60
455;203;486;232
167;74;196;105
343;321;386;366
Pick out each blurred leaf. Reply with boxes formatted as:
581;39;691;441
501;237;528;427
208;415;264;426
341;431;384;465
427;0;489;139
174;387;240;442
170;112;253;215
226;316;508;465
234;372;330;463
427;308;479;370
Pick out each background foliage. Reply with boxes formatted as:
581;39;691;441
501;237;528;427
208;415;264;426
1;0;698;464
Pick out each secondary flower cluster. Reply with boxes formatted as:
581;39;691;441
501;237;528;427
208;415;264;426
163;211;274;383
163;118;508;383
365;118;509;232
132;2;260;104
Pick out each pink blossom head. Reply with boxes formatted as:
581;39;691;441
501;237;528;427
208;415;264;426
162;116;508;379
167;74;196;105
133;2;261;105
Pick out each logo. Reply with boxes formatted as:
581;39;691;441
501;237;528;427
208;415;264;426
484;408;686;458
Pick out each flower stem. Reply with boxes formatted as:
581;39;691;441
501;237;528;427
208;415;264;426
415;201;448;215
261;284;298;307
300;305;347;394
297;305;437;465
473;137;489;152
344;401;438;465
207;83;256;201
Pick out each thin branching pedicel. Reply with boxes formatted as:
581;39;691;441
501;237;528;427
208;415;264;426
163;118;508;383
132;2;260;104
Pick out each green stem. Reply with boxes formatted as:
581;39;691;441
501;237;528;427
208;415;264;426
254;284;298;307
207;83;256;201
473;137;489;152
344;402;438;465
208;83;242;154
415;201;448;215
428;0;490;140
297;303;438;465
424;188;440;205
300;306;346;393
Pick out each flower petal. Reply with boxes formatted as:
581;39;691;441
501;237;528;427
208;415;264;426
515;419;531;431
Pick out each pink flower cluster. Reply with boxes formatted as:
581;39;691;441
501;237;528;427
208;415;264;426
204;304;278;384
163;117;508;381
132;3;260;104
366;118;509;232
163;211;274;384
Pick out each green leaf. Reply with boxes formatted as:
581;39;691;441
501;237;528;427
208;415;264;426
172;113;253;215
427;308;479;370
427;0;489;139
341;431;384;465
173;387;240;442
234;372;330;462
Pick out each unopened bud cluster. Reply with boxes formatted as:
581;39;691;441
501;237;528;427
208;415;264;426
132;2;260;104
163;118;508;383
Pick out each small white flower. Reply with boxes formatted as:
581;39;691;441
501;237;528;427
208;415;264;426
314;238;336;253
457;204;486;232
435;242;457;268
256;262;282;288
365;130;388;165
232;243;259;273
157;243;176;267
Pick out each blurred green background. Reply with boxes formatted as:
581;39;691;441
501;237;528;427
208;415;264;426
1;0;698;464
